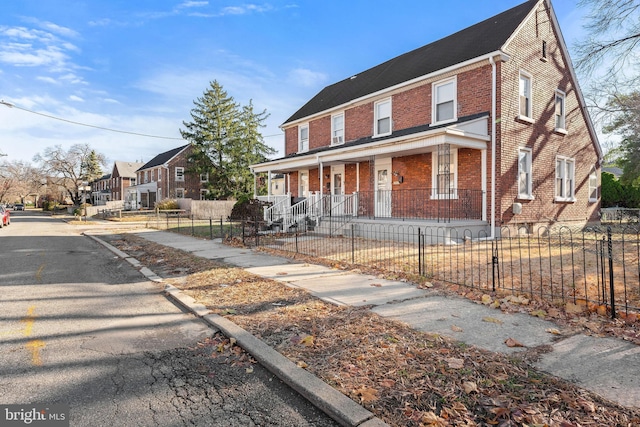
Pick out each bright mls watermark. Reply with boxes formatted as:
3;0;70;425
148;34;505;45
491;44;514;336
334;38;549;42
1;405;69;426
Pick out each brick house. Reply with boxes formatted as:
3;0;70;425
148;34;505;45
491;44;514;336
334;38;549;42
251;0;602;237
110;161;144;204
128;144;208;209
90;173;111;205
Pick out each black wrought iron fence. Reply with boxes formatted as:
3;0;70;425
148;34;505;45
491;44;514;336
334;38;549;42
248;223;640;319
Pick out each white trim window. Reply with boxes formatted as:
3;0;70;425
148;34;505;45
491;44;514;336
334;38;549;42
200;189;209;200
589;168;598;202
518;148;534;199
200;172;209;183
431;148;458;198
331;113;344;145
144;171;149;183
555;156;575;202
374;98;392;137
175;167;185;182
555;90;566;132
433;77;457;124
298;124;309;153
519;71;533;121
176;188;185;198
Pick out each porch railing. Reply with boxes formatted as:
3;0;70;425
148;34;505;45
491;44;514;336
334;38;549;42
260;194;291;224
355;188;483;222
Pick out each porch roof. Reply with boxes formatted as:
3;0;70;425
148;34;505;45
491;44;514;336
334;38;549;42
252;113;489;173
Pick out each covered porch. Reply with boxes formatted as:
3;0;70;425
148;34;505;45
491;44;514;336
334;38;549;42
251;116;492;234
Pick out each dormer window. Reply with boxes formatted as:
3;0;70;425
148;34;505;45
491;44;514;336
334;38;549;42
433;77;457;124
298;124;309;152
519;71;533;121
542;40;548;61
331;113;344;145
374;98;392;137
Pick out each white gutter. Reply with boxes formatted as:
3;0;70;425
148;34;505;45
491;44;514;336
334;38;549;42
489;56;497;240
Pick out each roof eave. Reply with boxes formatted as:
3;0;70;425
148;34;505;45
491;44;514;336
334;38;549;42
281;51;510;129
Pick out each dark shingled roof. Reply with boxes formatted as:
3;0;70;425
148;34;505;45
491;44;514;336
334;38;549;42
137;144;189;171
284;0;538;125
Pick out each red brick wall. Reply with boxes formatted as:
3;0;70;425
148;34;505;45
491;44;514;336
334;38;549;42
498;2;600;230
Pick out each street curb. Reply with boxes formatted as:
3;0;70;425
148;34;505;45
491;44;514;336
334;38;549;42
85;232;389;427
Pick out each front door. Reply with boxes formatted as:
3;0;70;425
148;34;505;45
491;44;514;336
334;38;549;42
331;165;345;215
375;158;392;217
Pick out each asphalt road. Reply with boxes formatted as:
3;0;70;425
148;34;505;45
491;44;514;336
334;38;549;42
0;211;339;427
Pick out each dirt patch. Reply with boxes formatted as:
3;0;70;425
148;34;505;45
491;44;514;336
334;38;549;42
108;233;640;426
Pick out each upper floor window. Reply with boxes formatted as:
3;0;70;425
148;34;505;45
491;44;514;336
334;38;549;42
200;172;209;183
433;77;457;124
555;156;575;202
519;71;533;121
374;98;392;137
157;168;162;181
175;167;185;182
555;90;566;132
144;171;149;183
332;113;344;145
518;148;533;199
298;124;309;152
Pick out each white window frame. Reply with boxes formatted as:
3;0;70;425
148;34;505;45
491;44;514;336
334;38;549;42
589;168;598;202
555;156;575;202
298;124;309;153
555;89;567;133
331;112;345;145
200;172;208;183
175;167;185;182
432;76;457;125
518;71;533;122
144;171;149;183
518;147;534;199
298;170;309;198
374;98;392;137
431;148;458;199
200;189;209;200
176;188;185;199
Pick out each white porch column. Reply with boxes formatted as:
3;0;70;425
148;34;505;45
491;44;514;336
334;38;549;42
481;149;487;222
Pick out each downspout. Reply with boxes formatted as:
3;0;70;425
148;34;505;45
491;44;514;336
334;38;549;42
489;56;497;240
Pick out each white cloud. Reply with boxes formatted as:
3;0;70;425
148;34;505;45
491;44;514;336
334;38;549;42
288;68;328;88
36;76;59;84
219;4;272;15
178;1;208;8
69;95;84;102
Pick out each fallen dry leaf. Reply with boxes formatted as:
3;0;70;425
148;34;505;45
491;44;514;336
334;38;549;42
297;361;308;369
446;357;464;369
566;302;584;314
505;337;524;348
463;381;478;394
300;335;315;347
481;294;493;305
354;386;378;403
546;328;561;335
451;325;463;332
370;283;382;287
482;317;503;324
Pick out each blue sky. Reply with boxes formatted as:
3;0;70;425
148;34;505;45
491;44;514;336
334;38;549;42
0;1;589;166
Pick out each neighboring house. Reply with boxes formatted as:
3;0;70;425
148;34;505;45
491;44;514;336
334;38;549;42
110;161;144;205
251;0;602;236
90;173;111;205
128;144;207;209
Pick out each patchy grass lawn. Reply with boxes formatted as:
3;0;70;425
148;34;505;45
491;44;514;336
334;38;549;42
108;233;640;427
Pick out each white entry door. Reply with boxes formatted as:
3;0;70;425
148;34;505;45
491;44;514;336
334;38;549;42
331;165;345;215
375;158;392;217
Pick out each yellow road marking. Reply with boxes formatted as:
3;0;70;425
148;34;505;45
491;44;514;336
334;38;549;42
21;305;36;336
26;340;45;366
35;263;45;281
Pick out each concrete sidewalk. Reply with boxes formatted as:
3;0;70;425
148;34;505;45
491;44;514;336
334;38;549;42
89;229;640;413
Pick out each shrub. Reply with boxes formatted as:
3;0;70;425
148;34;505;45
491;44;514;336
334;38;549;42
156;199;180;210
229;198;272;221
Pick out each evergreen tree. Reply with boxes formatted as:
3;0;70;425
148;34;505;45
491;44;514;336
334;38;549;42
180;81;275;199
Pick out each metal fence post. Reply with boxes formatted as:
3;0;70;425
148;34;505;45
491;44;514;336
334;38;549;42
608;227;616;319
418;227;422;276
220;217;223;239
191;214;195;236
209;218;213;240
351;224;355;264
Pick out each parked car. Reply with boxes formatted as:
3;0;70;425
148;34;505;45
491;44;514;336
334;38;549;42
13;203;24;211
0;206;10;227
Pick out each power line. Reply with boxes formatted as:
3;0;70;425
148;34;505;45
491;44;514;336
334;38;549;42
0;100;285;140
1;100;184;140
